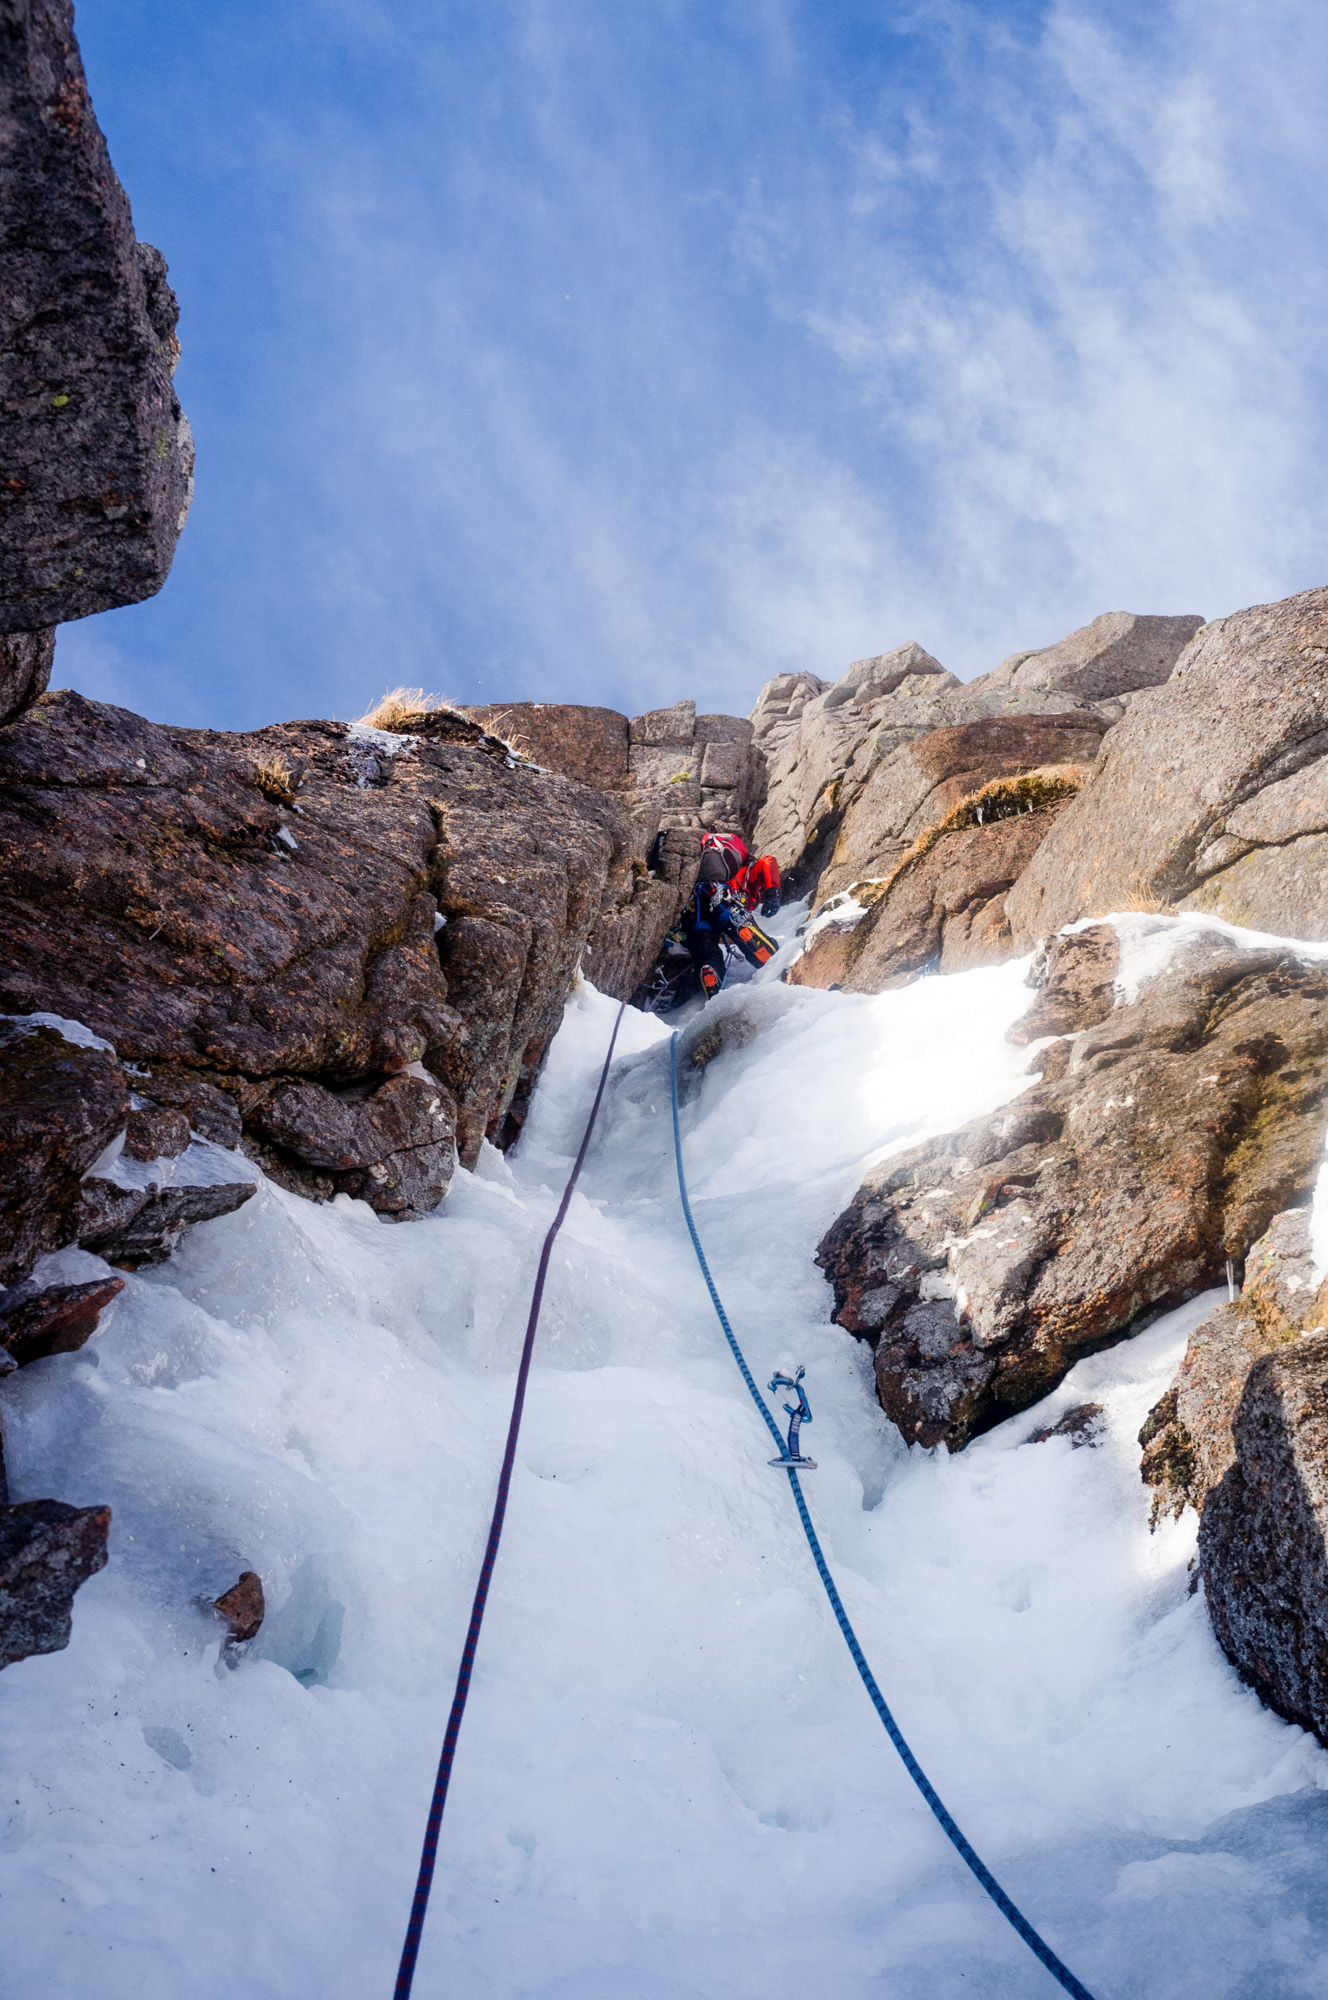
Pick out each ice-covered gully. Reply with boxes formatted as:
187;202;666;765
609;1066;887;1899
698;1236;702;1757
4;911;1328;1997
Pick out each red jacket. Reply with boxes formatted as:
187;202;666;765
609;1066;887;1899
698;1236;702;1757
732;852;781;910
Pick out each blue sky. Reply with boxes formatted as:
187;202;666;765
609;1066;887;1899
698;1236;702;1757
57;0;1328;729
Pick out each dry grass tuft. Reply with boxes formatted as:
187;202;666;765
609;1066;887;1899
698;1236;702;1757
880;763;1091;895
457;703;539;764
1098;889;1174;915
250;750;299;804
357;686;449;732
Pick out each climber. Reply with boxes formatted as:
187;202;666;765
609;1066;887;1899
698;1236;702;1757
636;833;779;1012
732;851;782;917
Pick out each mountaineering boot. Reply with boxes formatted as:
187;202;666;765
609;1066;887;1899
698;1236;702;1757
731;914;777;969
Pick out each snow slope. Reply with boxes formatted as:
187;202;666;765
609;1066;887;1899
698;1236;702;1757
4;918;1328;2000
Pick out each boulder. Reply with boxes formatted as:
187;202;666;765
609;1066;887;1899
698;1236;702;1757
631;701;696;747
1140;1208;1328;1522
816;922;1328;1449
1027;1402;1105;1447
0;1497;110;1669
212;1570;265;1646
1008;587;1328;946
1199;1332;1328;1744
0;0;193;632
77;1161;258;1268
249;1070;454;1219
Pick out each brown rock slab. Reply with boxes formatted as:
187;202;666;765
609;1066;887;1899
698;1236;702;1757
0;0;193;629
799;806;1060;992
816;927;1328;1449
0;1498;110;1669
0;1275;124;1366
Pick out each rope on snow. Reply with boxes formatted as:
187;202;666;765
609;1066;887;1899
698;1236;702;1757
393;999;629;1998
668;1030;1097;2000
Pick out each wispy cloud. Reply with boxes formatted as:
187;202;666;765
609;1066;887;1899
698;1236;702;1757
65;0;1328;725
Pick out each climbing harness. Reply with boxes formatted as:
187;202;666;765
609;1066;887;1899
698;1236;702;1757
768;1367;817;1468
393;999;630;2000
668;1032;1096;2000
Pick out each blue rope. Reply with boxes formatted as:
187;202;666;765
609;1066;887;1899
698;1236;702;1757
668;1032;1096;2000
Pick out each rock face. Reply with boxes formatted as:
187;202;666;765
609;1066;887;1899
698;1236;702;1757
624;701;766;842
1199;1331;1328;1744
1;1010;258;1281
750;613;1200;907
0;628;53;725
750;645;956;891
461;703;630;792
0;693;676;1221
1009;587;1328;947
0;1496;110;1669
787;717;1102;992
0;1017;128;1283
981;611;1204;705
789;803;1066;992
1139;1207;1328;1522
813;713;1108;907
463;696;767;848
0;0;193;636
816;922;1328;1449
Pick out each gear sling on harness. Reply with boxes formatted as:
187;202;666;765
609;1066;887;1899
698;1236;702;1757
393;1005;1096;2000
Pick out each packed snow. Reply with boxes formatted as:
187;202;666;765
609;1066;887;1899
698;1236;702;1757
5;914;1328;1999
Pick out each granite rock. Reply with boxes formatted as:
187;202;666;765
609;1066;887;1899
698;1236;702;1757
816;924;1328;1449
0;0;193;631
1008;587;1328;946
1199;1331;1328;1744
0;1496;110;1669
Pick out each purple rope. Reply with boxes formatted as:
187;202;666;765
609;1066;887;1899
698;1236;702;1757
393;999;629;1998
